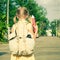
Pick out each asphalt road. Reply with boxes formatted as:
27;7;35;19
0;37;60;60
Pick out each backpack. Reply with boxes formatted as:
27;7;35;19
8;20;35;56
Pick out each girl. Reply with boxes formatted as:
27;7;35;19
10;7;36;60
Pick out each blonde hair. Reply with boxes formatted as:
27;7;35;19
13;7;29;23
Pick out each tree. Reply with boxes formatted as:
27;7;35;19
0;0;49;42
9;0;49;36
0;0;7;42
50;20;56;36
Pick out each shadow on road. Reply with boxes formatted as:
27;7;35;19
0;52;8;56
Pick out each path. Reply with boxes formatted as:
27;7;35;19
0;37;60;60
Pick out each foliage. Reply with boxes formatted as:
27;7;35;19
9;0;49;36
50;20;56;36
0;0;49;42
50;19;60;36
56;19;60;27
0;0;7;42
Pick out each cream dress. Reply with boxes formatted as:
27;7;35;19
10;20;35;60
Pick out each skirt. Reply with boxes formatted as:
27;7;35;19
11;54;35;60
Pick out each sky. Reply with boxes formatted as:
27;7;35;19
35;0;60;22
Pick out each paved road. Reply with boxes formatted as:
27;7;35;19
0;37;60;60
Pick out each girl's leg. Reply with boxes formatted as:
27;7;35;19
18;54;35;60
11;54;17;60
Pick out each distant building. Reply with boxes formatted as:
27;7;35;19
46;29;52;36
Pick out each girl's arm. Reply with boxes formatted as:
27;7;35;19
10;24;16;33
27;23;36;40
35;25;38;37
